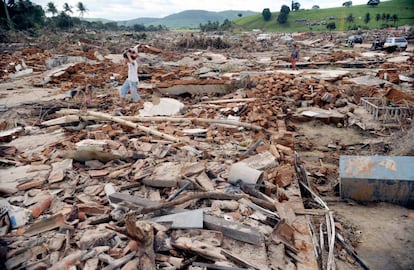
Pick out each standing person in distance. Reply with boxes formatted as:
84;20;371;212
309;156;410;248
291;43;299;70
119;47;143;107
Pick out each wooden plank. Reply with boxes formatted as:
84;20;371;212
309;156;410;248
192;262;248;270
221;250;260;270
108;192;160;207
203;214;262;246
150;209;203;229
24;214;65;237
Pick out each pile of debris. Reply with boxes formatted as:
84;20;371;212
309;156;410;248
0;29;413;270
0;99;320;270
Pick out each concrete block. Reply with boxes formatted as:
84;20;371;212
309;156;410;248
340;155;414;207
150;209;203;229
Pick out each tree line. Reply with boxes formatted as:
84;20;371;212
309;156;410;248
259;0;401;31
0;0;167;32
199;19;232;32
261;1;299;25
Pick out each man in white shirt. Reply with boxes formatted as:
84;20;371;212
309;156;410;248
119;47;143;107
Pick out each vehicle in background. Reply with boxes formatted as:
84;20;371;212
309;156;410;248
371;37;408;52
383;37;408;51
256;33;271;41
346;35;363;44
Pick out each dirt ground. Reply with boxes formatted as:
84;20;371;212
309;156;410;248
295;120;414;270
332;202;414;270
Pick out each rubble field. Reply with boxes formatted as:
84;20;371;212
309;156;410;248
0;29;414;270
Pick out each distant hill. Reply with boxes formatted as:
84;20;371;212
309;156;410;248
117;10;258;29
234;0;414;32
82;18;114;23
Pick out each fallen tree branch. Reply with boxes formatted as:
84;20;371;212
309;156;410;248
140;191;248;214
101;252;136;270
122;116;270;133
200;98;258;104
56;109;271;134
125;213;156;270
57;109;180;142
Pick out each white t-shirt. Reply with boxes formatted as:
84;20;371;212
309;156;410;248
127;60;138;82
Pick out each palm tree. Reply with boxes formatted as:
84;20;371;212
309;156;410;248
76;2;87;18
76;2;87;31
2;0;13;29
63;2;72;14
46;2;58;17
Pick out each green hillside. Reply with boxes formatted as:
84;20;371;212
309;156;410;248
235;0;414;32
119;10;258;29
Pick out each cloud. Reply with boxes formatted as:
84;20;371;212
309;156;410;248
33;0;370;21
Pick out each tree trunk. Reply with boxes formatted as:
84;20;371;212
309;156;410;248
3;0;13;29
125;213;156;270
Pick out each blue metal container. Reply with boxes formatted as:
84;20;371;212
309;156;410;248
340;155;414;208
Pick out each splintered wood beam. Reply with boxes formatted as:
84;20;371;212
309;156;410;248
203;214;263;245
125;213;156;270
192;262;249;270
139;192;248;214
57;109;180;142
122;116;268;132
24;213;65;237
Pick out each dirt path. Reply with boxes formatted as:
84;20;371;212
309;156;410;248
295;120;414;269
332;202;414;270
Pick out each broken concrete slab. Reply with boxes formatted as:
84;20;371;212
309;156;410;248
298;107;345;124
5;129;67;157
45;55;92;69
8;68;33;79
0;165;50;194
181;162;206;177
157;84;230;96
24;213;65;237
150;209;203;228
48;159;73;183
386;55;410;63
78;229;116;250
345;75;390;86
203;214;263;245
108;192;160;208
58;139;128;162
240;151;277;170
60;149;124;163
340;155;414;207
196;171;215;191
139;98;185;117
142;162;182;187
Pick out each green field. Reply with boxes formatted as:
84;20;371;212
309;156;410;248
235;0;414;32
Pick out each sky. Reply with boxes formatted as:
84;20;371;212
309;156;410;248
32;0;370;21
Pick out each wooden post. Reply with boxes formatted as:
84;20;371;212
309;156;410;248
125;212;156;270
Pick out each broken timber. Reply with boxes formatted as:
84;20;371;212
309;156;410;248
56;109;268;133
109;192;263;245
57;109;181;142
203;214;263;245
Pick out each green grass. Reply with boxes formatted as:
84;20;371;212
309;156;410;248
234;0;414;32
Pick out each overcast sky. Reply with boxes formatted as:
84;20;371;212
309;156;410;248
32;0;370;21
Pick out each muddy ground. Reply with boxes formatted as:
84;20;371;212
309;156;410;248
1;29;414;269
